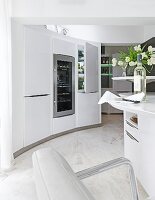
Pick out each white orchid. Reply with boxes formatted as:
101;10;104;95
112;58;117;67
147;59;153;66
141;52;148;59
148;46;153;53
112;44;154;73
134;45;141;52
129;61;137;67
125;57;130;63
118;61;124;66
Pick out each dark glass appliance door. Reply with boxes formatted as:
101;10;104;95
53;54;75;118
57;60;72;112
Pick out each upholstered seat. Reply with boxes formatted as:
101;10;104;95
32;148;95;200
32;148;139;200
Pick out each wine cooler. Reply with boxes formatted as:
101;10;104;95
53;54;75;118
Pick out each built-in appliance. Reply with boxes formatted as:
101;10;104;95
53;54;75;118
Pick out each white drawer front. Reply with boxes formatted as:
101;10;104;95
124;130;139;177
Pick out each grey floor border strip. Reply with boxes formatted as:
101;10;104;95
14;123;103;158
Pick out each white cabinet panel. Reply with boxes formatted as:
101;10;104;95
138;115;155;197
25;27;51;54
25;27;51;96
124;131;140;176
53;38;76;57
53;114;76;134
25;95;50;146
85;43;99;93
77;93;100;127
25;53;51;96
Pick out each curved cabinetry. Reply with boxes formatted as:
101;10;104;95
12;24;101;155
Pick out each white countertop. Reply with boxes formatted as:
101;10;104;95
110;93;155;116
112;76;155;83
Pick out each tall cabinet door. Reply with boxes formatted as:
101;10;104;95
85;43;99;93
24;27;51;146
25;95;50;146
25;27;51;96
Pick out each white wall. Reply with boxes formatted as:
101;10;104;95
11;0;155;20
64;25;143;44
144;26;155;41
11;20;25;152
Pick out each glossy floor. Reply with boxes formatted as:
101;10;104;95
0;115;148;200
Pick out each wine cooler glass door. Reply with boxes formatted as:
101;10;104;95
53;54;75;117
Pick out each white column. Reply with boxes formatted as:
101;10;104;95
0;0;13;170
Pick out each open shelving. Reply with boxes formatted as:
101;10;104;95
78;45;85;91
101;55;113;88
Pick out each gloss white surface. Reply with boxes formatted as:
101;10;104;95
110;94;155;116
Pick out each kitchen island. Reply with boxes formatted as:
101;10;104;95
109;93;155;199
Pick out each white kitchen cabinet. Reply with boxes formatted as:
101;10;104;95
52;38;76;57
77;42;100;127
53;115;76;134
85;42;99;93
78;42;99;93
124;112;140;176
138;114;155;197
124;111;155;198
24;27;52;146
107;96;155;198
124;132;140;176
77;93;100;127
12;24;101;152
25;95;50;146
25;27;51;96
12;25;52;152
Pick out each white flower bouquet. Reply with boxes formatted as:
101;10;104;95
112;45;155;73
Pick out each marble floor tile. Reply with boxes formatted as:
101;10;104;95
0;114;148;200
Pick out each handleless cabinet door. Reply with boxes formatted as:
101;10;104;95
53;38;76;57
25;95;50;146
25;27;51;96
77;92;100;127
124;130;140;177
85;43;99;93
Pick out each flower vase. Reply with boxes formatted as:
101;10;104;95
122;68;126;77
121;63;128;77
